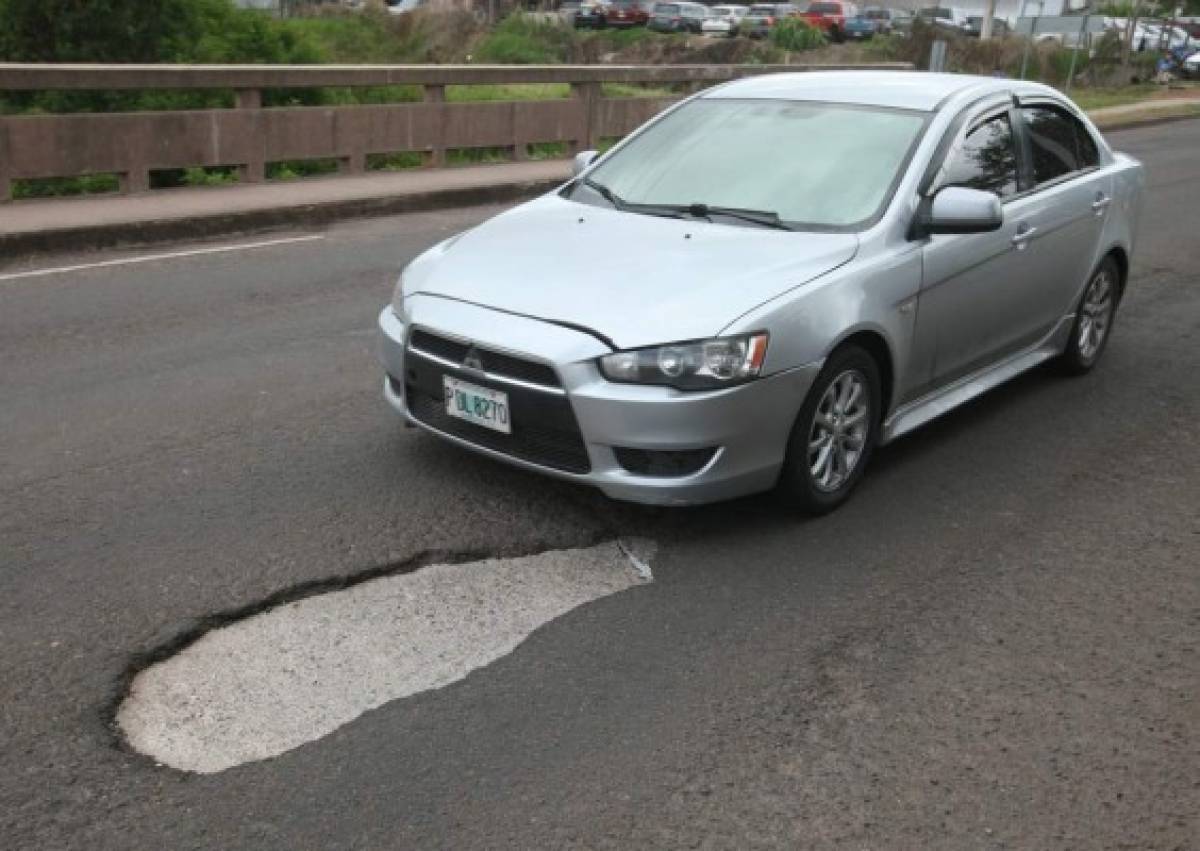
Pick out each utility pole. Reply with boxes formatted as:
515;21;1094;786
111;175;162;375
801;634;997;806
980;0;997;40
1121;0;1143;70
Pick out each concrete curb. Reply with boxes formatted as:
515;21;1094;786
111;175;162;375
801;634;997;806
1094;108;1200;133
0;176;565;259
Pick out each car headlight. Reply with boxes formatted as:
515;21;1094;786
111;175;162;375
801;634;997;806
599;333;769;390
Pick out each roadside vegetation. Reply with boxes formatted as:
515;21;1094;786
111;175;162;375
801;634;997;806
0;0;1181;198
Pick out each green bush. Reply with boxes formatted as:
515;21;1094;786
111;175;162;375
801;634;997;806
474;14;575;64
770;18;825;52
0;0;323;64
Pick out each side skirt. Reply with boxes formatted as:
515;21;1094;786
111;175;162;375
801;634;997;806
880;313;1075;445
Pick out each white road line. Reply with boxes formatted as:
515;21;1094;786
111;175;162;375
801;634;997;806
117;538;656;774
0;234;325;283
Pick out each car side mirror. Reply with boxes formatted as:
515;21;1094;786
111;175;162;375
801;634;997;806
572;149;599;177
917;186;1004;236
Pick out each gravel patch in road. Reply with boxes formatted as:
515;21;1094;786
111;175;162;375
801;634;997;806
117;539;655;773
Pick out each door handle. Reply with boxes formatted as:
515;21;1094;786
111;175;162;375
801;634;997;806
1011;224;1037;249
1092;194;1112;214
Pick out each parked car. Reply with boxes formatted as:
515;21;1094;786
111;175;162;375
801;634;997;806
890;8;913;34
862;5;898;33
803;1;858;42
384;0;428;13
1183;49;1200;78
916;6;970;32
701;4;750;36
378;72;1143;513
963;15;1009;37
605;0;657;27
842;12;877;39
574;0;608;28
648;2;710;32
741;3;800;38
558;0;583;23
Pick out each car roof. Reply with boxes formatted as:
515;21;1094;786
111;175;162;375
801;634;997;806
704;71;1056;112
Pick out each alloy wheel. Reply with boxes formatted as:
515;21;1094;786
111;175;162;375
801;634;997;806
807;369;870;493
1078;268;1114;361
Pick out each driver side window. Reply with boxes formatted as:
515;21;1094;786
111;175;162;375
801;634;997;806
942;114;1019;199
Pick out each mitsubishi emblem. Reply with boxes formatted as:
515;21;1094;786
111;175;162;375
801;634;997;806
462;346;483;372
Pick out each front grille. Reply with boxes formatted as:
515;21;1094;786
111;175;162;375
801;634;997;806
405;358;590;474
408;329;561;388
614;446;718;478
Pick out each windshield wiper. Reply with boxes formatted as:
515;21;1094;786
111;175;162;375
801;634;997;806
677;203;795;231
581;180;693;221
581;177;626;211
578;183;791;230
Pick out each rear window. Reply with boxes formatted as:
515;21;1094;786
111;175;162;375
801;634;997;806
748;4;775;12
808;2;841;12
655;3;681;11
1022;105;1100;184
864;9;887;17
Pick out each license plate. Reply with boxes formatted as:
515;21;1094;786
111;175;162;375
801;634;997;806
443;376;511;434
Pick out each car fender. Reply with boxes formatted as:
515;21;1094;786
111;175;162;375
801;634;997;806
721;242;922;414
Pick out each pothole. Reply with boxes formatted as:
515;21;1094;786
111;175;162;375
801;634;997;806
117;538;655;774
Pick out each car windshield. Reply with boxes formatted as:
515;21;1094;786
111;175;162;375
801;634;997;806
808;3;841;13
920;7;952;18
748;5;775;13
655;3;680;11
576;99;927;230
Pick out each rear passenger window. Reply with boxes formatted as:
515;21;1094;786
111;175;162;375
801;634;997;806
1076;120;1099;168
943;114;1018;198
1022;105;1099;184
1022;107;1077;183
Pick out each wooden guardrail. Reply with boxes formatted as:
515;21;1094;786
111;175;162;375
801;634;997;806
0;63;914;202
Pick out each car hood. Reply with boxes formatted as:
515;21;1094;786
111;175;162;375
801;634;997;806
403;194;858;351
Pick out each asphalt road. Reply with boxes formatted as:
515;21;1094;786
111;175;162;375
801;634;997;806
2;121;1197;850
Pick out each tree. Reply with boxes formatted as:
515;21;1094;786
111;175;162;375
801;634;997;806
0;0;322;64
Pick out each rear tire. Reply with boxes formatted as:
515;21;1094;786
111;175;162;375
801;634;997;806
1058;256;1119;375
778;345;882;515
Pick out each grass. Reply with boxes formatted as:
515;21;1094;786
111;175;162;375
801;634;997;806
1071;85;1161;111
368;151;426;171
448;83;571;102
446;146;513;166
154;166;240;189
266;158;341;181
528;142;569;160
12;173;120;200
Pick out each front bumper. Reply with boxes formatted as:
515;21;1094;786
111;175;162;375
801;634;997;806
378;303;820;506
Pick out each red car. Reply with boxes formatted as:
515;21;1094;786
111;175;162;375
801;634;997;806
605;0;657;27
802;0;859;42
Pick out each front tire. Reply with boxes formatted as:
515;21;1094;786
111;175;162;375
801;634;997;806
1058;257;1119;375
778;345;881;514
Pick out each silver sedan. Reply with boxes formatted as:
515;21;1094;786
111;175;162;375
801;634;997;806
378;71;1144;512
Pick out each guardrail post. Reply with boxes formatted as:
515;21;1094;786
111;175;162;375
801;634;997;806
424;84;447;168
119;169;150;195
513;101;529;163
0;125;11;202
571;81;601;153
235;89;261;110
235;88;265;183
